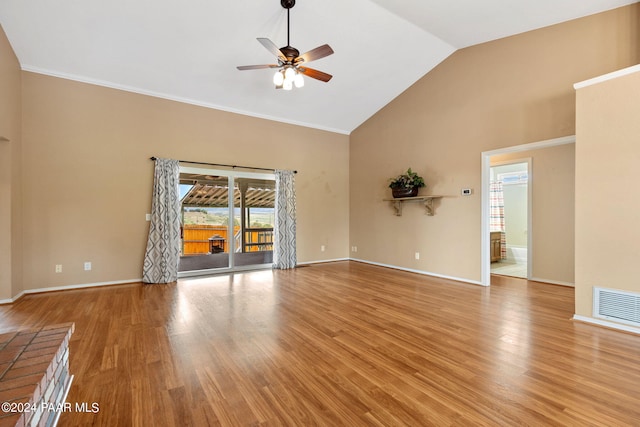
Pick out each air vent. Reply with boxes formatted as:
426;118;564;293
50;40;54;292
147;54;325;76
594;287;640;327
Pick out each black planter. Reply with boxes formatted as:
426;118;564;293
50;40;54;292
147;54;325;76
392;187;419;198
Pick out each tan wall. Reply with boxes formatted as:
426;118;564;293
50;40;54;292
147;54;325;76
20;73;349;291
491;144;575;285
350;5;639;283
6;5;640;298
0;24;22;300
575;67;640;318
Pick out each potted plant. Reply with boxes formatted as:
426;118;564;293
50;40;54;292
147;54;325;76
388;168;425;198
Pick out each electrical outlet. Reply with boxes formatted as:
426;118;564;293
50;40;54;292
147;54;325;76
145;213;151;221
84;262;92;271
55;264;62;273
321;245;325;252
415;252;420;260
351;246;358;252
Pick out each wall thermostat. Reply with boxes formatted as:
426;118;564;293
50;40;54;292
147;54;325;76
461;188;472;196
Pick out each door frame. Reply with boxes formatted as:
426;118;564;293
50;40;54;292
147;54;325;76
178;166;276;278
480;135;575;286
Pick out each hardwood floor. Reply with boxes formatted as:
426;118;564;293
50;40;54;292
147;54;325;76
1;261;640;426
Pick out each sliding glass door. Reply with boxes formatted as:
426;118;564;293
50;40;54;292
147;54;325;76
234;178;274;268
177;167;275;277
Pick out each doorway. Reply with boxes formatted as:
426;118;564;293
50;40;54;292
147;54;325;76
480;135;576;286
489;160;530;279
177;166;275;277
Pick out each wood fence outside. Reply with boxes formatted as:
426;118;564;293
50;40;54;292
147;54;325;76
182;224;273;255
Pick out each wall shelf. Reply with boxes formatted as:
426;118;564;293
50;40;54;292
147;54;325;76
383;196;443;216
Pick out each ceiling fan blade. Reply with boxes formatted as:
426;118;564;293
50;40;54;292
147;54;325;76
296;44;334;64
237;64;280;70
257;38;286;62
298;67;333;82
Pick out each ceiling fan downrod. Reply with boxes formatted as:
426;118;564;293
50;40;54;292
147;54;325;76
282;0;295;48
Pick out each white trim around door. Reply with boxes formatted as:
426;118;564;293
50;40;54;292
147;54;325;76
480;135;576;287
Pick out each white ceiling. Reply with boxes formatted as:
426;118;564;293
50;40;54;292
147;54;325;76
0;0;636;134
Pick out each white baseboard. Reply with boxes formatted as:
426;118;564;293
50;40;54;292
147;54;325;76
0;262;574;304
349;258;484;286
0;293;24;304
3;261;357;303
573;314;640;335
2;262;358;303
298;257;350;266
27;278;142;295
1;278;143;303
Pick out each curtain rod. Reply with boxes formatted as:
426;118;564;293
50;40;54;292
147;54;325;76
150;157;297;174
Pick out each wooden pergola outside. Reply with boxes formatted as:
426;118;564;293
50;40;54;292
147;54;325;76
180;173;275;254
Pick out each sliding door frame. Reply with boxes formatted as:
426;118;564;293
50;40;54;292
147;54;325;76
177;166;275;278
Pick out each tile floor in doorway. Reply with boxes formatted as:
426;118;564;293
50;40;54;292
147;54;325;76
491;261;527;278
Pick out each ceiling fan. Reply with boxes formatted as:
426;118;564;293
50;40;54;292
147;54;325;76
236;0;334;90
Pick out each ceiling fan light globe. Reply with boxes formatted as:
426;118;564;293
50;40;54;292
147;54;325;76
294;73;304;88
284;67;296;80
273;71;284;86
283;80;293;90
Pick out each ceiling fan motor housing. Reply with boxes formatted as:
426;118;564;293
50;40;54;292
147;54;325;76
280;46;300;61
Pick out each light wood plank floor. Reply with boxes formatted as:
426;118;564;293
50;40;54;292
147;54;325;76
1;261;640;426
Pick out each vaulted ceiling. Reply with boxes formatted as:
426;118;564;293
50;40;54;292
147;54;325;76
0;0;635;134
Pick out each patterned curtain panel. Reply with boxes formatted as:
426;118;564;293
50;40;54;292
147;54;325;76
489;180;507;260
142;158;181;283
273;170;297;269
